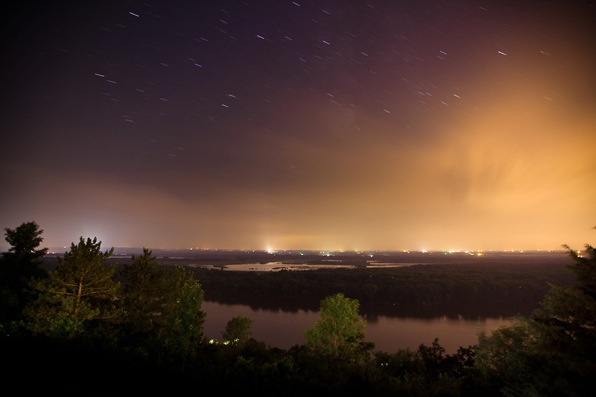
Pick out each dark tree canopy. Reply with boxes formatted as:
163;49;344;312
222;315;253;345
119;247;167;336
119;249;206;364
24;237;120;339
0;221;48;326
305;292;371;360
476;236;596;396
2;223;594;395
4;221;47;258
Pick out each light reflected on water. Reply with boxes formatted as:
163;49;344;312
202;300;512;354
363;315;512;353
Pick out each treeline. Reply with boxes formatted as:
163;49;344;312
1;221;594;396
191;260;574;318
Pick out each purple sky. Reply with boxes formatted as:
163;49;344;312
1;1;595;252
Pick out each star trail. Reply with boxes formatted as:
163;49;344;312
1;0;595;251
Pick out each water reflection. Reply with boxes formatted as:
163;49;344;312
202;300;512;354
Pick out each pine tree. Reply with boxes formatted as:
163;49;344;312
24;237;120;340
0;221;48;327
119;247;167;337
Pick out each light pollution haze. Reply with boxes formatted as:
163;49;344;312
1;1;595;252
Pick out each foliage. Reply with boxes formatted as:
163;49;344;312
3;221;594;396
372;340;482;396
119;248;168;337
475;238;596;396
304;292;372;360
23;237;120;340
192;255;572;318
525;242;596;395
3;221;48;258
222;315;253;345
119;249;206;366
153;265;205;365
0;221;48;326
475;319;537;396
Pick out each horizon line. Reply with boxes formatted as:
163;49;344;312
38;246;571;254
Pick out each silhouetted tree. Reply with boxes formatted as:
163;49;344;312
0;221;48;329
476;232;596;396
526;240;596;395
3;221;47;258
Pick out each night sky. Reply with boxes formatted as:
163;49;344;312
1;1;595;252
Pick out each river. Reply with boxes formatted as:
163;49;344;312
202;300;513;354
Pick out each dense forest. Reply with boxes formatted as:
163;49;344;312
190;258;574;318
1;221;594;396
44;247;575;317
